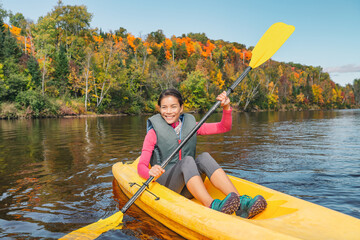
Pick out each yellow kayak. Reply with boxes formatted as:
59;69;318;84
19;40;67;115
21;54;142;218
112;158;360;239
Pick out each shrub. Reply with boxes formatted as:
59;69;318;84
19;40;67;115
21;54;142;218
0;102;18;119
15;90;59;117
0;73;29;102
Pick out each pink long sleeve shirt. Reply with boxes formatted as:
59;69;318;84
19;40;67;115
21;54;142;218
137;108;232;179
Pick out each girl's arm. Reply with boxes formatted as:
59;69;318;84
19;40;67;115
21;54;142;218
197;91;232;135
197;108;232;135
137;129;157;179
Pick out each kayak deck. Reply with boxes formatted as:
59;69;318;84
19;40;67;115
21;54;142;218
113;158;360;239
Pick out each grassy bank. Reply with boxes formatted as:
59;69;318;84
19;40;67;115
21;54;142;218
0;94;86;119
1;97;358;120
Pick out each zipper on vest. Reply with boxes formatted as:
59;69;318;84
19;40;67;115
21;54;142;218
178;118;183;160
178;139;182;160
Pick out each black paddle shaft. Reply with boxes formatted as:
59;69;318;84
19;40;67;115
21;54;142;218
121;66;252;214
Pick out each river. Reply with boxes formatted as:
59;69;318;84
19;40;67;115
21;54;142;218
0;109;359;239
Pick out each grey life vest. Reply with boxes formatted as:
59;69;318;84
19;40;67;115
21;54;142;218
146;113;197;171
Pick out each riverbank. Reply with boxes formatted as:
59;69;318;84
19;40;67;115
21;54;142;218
1;101;358;120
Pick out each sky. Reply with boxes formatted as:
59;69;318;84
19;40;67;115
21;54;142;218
1;0;359;86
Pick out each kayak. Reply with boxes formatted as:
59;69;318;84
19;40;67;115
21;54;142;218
112;158;360;239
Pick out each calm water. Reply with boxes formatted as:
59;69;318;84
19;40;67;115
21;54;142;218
0;110;359;239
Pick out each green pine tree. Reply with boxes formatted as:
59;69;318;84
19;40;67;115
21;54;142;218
157;46;166;67
53;44;69;93
218;52;224;70
0;18;5;62
3;28;22;61
27;56;42;88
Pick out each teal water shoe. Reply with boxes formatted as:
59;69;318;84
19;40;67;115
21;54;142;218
236;195;267;219
210;192;240;215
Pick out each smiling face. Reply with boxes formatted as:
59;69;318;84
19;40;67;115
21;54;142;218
159;95;183;125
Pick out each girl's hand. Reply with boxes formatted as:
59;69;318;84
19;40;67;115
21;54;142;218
149;165;165;180
216;91;231;110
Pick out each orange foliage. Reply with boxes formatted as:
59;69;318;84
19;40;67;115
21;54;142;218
293;72;300;79
127;34;137;51
111;34;123;44
93;35;103;43
232;47;251;61
165;50;172;59
143;42;153;54
244;51;252;61
175;37;197;56
232;47;242;55
5;24;33;54
165;38;173;50
202;40;215;58
10;26;22;36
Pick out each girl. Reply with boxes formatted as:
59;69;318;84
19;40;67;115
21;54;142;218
137;89;266;218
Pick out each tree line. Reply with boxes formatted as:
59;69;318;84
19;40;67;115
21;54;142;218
0;1;359;119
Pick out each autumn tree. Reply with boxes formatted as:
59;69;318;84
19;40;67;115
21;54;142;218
80;45;94;111
312;84;324;105
92;37;120;108
151;60;182;90
32;15;56;95
242;70;264;111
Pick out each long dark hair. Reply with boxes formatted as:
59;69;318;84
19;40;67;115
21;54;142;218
158;89;184;106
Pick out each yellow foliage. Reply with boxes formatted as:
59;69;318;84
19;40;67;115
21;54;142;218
332;88;337;103
214;70;225;89
267;81;279;107
267;93;279;106
178;59;187;70
332;88;343;103
268;81;275;91
296;92;305;103
312;84;324;104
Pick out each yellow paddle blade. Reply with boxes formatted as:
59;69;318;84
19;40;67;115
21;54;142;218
249;22;295;69
59;211;123;240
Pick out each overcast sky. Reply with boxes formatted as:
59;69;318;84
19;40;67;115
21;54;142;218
1;0;359;86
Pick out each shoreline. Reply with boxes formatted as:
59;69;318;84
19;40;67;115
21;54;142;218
1;105;359;120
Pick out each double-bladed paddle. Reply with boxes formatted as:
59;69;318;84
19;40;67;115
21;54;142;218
60;22;295;240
